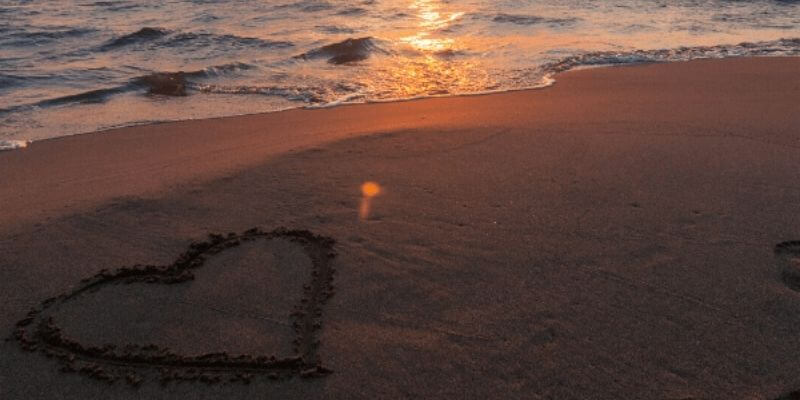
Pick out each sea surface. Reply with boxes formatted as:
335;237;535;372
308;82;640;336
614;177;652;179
2;0;799;149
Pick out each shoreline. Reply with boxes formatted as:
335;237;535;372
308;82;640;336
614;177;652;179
2;56;800;399
2;53;796;152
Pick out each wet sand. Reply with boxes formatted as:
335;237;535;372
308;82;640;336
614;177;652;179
1;57;800;399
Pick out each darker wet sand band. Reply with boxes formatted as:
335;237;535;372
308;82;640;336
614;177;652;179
0;57;797;232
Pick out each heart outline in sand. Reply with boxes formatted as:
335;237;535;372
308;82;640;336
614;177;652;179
10;227;336;386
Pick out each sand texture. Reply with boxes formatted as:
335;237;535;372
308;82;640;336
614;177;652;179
1;57;800;399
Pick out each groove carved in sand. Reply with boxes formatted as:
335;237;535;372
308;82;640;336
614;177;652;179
775;241;800;292
772;241;800;400
10;228;336;386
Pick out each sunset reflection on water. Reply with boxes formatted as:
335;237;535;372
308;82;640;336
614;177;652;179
401;0;463;53
376;0;495;99
3;0;798;142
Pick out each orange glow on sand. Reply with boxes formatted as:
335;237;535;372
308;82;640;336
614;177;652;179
359;181;382;220
361;181;382;197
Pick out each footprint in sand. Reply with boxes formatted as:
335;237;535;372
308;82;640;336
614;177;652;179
757;242;800;400
775;241;800;292
774;389;800;400
9;228;336;386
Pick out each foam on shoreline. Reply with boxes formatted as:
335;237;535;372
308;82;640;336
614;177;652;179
0;140;29;151
2;49;798;152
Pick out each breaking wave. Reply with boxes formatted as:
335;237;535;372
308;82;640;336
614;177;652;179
295;37;388;64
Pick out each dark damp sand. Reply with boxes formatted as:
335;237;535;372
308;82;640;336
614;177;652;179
1;57;800;399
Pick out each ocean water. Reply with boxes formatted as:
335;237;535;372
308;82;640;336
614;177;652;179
1;0;799;148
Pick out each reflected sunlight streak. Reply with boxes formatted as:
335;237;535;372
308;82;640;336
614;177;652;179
401;0;464;53
381;0;484;98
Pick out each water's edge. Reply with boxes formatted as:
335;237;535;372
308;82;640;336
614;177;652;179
0;54;795;152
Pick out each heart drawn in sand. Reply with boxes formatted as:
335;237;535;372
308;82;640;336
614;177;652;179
10;228;336;386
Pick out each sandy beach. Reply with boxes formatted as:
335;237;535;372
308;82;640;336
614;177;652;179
1;57;799;399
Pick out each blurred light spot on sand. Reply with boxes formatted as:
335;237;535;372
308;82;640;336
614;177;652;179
361;181;382;197
359;181;382;220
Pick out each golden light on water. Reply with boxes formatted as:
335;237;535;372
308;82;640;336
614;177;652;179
359;181;382;221
412;0;464;29
401;0;463;53
403;36;455;53
374;0;493;99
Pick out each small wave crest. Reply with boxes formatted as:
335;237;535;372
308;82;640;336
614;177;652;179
161;32;293;50
0;73;25;91
100;27;170;49
274;0;335;13
542;38;800;75
134;62;261;96
100;28;293;51
336;7;367;16
295;37;387;64
0;61;261;113
197;62;257;77
192;84;329;103
35;86;133;108
315;25;357;34
136;72;188;96
493;13;580;26
1;27;97;46
89;1;141;12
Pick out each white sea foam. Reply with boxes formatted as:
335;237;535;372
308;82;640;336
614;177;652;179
0;140;29;151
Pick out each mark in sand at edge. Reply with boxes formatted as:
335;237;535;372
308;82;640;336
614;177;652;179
775;241;800;292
